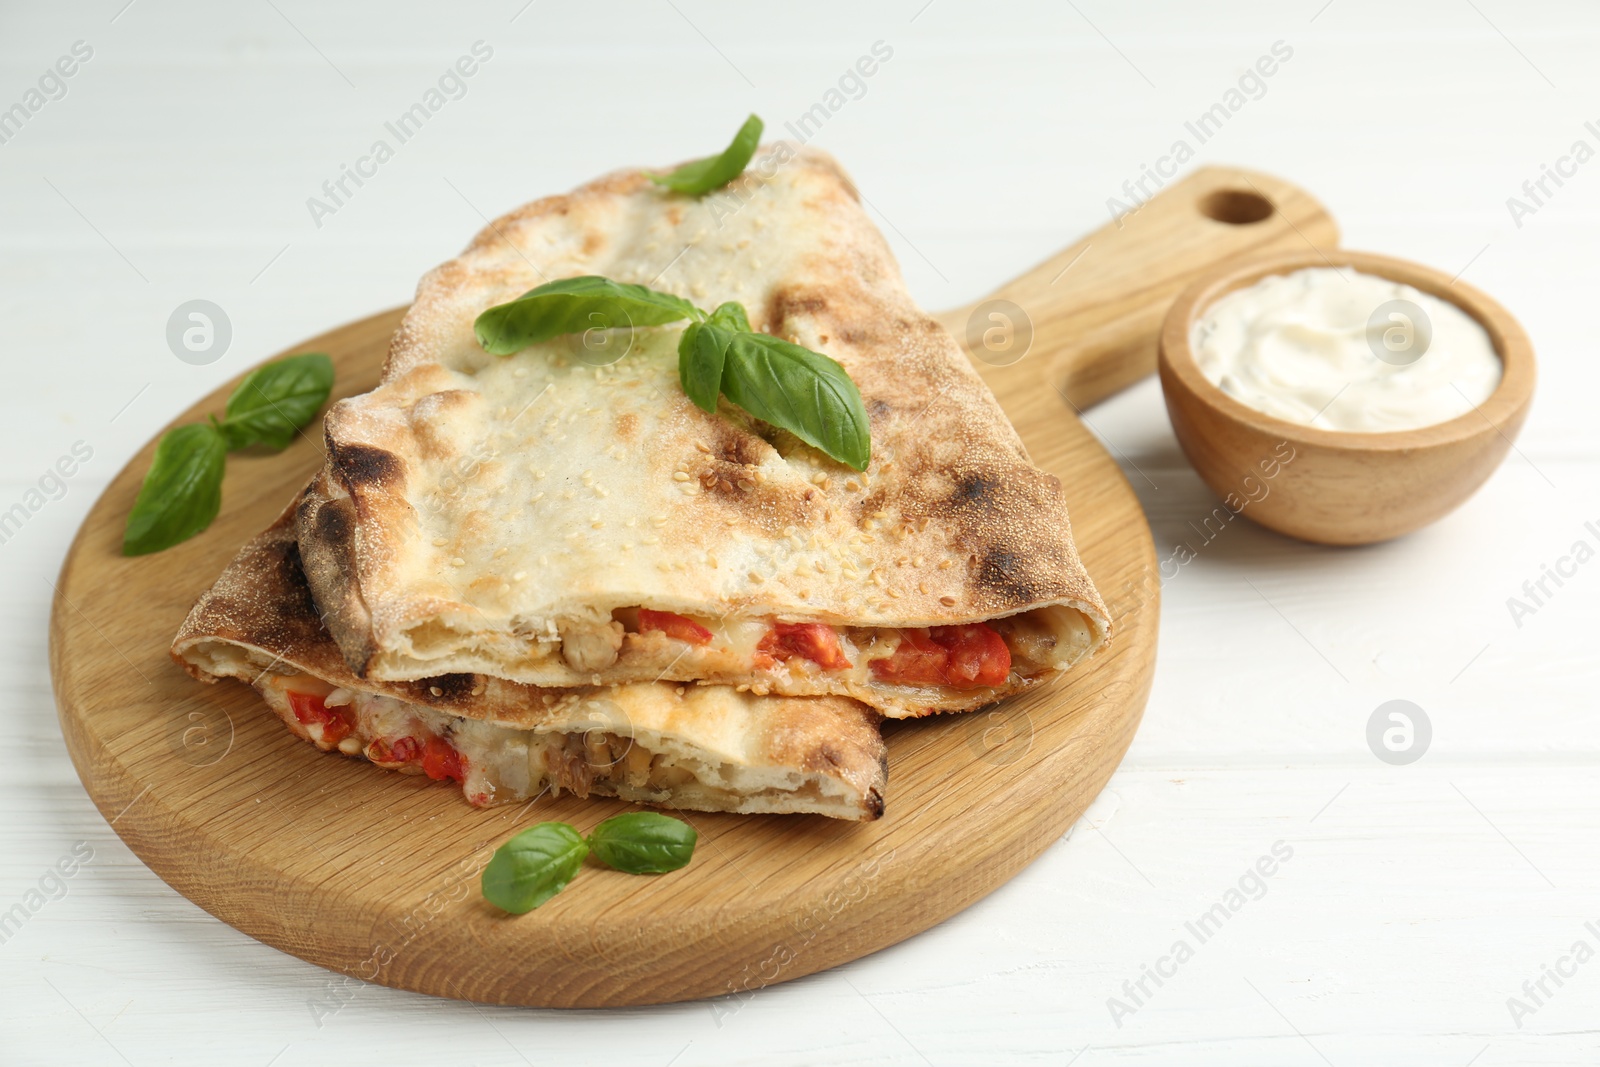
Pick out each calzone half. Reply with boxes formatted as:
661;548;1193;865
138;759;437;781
298;144;1110;717
173;496;887;820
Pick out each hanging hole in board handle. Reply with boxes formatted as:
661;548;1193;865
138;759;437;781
1199;189;1274;225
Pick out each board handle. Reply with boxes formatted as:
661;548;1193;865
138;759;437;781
934;166;1338;410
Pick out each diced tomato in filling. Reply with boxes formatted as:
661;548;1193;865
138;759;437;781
869;623;1012;689
638;608;713;645
287;691;353;746
369;733;467;783
757;622;852;670
935;624;1012;687
420;735;467;783
866;629;948;686
370;736;420;764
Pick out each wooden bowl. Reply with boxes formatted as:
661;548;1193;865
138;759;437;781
1157;249;1536;545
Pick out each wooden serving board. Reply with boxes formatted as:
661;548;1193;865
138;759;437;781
50;167;1335;1008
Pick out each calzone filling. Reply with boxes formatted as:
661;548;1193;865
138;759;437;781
252;673;862;817
405;604;1097;698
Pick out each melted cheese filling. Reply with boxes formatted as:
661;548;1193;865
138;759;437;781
387;604;1098;711
252;674;852;814
256;674;730;808
566;607;1093;694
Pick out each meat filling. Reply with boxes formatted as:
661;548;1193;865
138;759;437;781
557;618;624;672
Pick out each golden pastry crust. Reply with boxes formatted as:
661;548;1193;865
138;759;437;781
298;144;1110;715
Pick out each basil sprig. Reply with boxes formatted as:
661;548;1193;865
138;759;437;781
122;353;334;556
481;812;698;915
474;277;871;471
648;113;763;196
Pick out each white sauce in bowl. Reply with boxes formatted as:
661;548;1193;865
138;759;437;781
1191;267;1503;432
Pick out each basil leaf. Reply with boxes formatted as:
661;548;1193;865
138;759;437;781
720;332;872;471
481;822;589;914
473;273;873;472
475;276;700;356
586;812;697;875
220;353;334;451
648;114;763;196
678;305;748;413
678;323;729;413
121;422;228;556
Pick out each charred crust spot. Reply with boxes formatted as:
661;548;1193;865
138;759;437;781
867;398;891;421
293;486;379;678
950;471;1001;511
311;495;354;545
328;440;404;493
273;543;324;642
977;548;1038;604
199;532;335;667
864;787;885;820
411;673;478;704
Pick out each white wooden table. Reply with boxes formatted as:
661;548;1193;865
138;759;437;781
5;2;1597;1063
